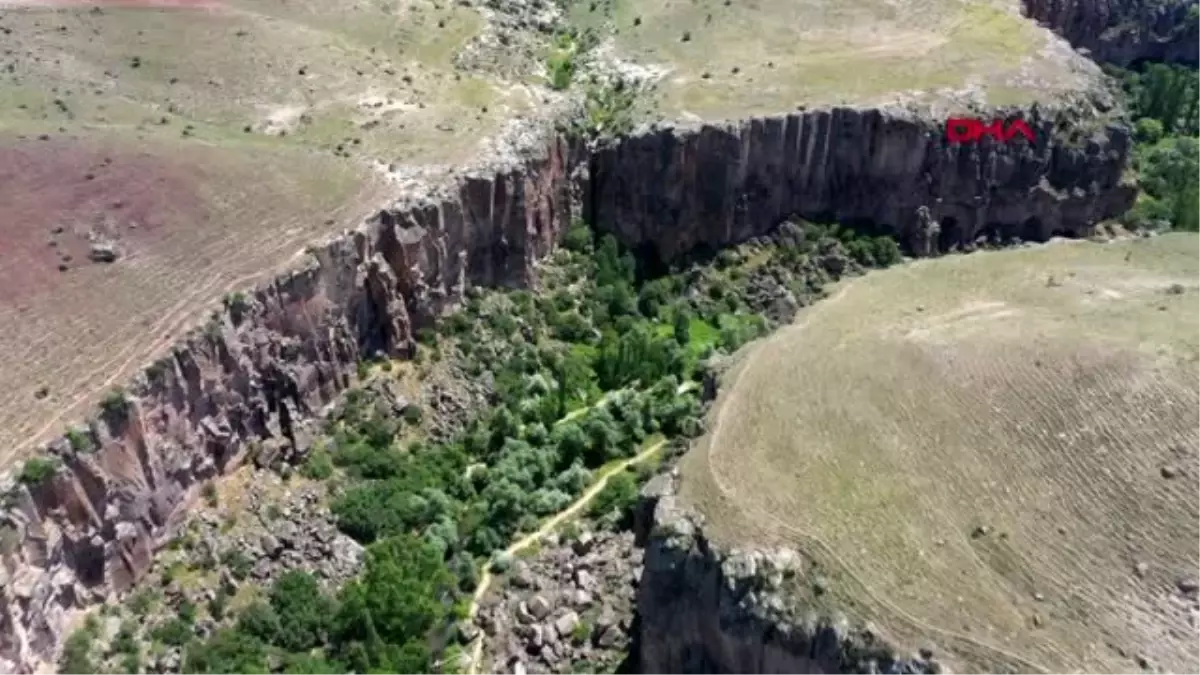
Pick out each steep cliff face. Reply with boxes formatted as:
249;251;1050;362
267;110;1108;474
590;108;1135;262
1021;0;1199;66
635;476;931;674
0;109;1134;672
0;135;581;674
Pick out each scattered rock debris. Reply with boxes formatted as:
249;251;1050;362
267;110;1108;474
88;242;119;263
475;528;639;674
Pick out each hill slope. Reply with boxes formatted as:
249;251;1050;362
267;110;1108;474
680;233;1200;673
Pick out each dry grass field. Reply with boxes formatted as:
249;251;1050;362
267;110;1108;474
0;0;541;466
0;132;375;463
572;0;1103;119
680;234;1200;673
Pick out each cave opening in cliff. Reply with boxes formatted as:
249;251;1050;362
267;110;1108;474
978;223;1003;246
838;216;894;239
938;216;963;253
676;241;720;270
632;241;671;282
1022;216;1044;242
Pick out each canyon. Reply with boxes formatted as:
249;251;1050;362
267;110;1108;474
0;0;1192;672
1022;0;1198;66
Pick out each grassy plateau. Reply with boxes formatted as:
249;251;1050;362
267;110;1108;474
570;0;1106;119
681;233;1200;673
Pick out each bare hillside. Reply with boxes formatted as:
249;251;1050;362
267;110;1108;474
680;233;1200;673
0;0;542;465
570;0;1108;119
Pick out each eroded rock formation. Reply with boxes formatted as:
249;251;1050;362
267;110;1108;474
0;108;1134;672
1021;0;1199;66
635;473;940;674
590;108;1135;262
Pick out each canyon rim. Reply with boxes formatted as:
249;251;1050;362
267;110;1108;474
1;0;1195;672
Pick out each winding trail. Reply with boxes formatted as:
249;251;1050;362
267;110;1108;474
464;381;696;674
464;437;667;674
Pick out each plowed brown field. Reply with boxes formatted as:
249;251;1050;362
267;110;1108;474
681;234;1200;673
0;0;538;466
0;132;377;463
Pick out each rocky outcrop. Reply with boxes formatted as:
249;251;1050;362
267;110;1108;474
590;108;1135;263
473;529;641;675
636;472;944;674
1021;0;1199;66
0;106;1135;672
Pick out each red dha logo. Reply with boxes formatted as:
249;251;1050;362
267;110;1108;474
945;118;1035;144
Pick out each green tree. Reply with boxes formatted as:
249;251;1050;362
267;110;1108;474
282;654;346;674
235;602;282;645
1135;117;1165;144
594;235;635;288
672;310;691;347
270;570;335;651
183;628;269;674
553;422;589;469
562;220;593;253
332;535;457;672
1133;63;1199;133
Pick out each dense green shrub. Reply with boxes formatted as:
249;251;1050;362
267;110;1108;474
1128;135;1199;231
330;535;455;672
178;220;809;673
59;621;98;674
18;457;59;486
151;617;194;647
1112;62;1200;231
589;470;640;521
300;446;335;480
184;628;270;674
270;571;334;651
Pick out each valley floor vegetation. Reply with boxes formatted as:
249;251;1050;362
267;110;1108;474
65;218;898;674
1114;62;1200;232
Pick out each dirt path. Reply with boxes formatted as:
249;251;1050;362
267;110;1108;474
462;382;696;674
464;435;667;674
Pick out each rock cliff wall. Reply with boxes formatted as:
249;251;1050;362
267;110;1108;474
1021;0;1199;66
635;475;936;674
589;108;1135;262
0;108;1134;673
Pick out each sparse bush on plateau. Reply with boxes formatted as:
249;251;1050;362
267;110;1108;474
65;427;92;452
100;386;130;417
548;47;576;91
223;291;249;312
202;482;219;507
19;457;59;486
